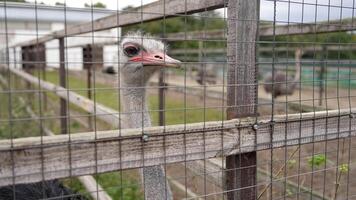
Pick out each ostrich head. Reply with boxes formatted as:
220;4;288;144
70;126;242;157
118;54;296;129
119;32;181;86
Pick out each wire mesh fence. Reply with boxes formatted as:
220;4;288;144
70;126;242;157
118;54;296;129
0;0;355;199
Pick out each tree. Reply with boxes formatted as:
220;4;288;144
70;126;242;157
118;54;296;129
55;2;64;6
121;7;226;49
84;2;106;9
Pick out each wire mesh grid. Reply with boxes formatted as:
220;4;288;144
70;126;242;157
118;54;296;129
0;0;355;199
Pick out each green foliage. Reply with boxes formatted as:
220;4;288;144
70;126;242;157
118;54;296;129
0;88;41;139
55;2;64;6
308;154;327;168
286;188;294;197
96;173;143;200
84;2;106;9
122;9;226;49
62;179;93;200
71;121;80;129
287;159;297;169
63;172;143;200
263;29;356;59
339;164;349;174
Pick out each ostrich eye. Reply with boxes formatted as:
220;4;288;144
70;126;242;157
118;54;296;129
124;45;140;57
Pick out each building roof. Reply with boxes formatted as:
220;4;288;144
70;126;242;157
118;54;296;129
0;2;115;23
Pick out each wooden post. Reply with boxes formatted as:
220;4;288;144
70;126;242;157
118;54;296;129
13;48;18;89
226;0;259;200
198;40;204;86
319;45;326;106
59;38;67;135
87;64;93;130
33;43;47;111
83;44;94;130
38;43;47;111
21;46;28;70
21;46;34;107
83;44;103;130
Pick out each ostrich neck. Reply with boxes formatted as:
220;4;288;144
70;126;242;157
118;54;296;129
120;82;151;129
121;82;173;200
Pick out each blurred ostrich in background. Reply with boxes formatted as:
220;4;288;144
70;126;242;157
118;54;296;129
264;48;303;98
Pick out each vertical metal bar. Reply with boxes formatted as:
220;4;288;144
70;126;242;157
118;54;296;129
21;46;27;70
319;45;326;106
84;44;93;130
40;43;47;111
158;70;165;126
22;46;34;107
226;0;259;199
87;58;93;130
13;48;18;89
59;37;67;135
197;40;205;100
158;34;166;127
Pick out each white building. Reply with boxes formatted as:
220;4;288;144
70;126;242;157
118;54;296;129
0;2;120;70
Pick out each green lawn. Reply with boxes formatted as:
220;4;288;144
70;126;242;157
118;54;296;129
41;70;224;125
0;85;42;139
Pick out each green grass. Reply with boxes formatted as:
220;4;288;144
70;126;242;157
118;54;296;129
0;87;42;139
41;70;224;125
63;172;143;200
96;173;143;200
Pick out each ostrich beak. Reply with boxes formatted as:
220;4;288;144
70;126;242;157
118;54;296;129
129;51;181;68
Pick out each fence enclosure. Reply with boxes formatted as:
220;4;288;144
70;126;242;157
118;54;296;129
0;0;356;200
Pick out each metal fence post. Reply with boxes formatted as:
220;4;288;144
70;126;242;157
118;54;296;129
59;38;67;135
158;70;165;126
21;45;34;107
13;47;18;89
319;45;327;106
38;43;47;111
158;36;166;126
226;0;259;199
83;45;93;130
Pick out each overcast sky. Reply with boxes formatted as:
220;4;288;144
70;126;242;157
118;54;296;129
25;0;355;23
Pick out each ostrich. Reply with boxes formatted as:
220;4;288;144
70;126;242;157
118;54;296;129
196;65;217;85
119;32;181;200
0;33;178;200
263;48;303;98
0;180;87;200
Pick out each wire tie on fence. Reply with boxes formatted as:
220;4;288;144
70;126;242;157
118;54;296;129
350;113;355;119
269;120;276;126
142;133;149;142
253;123;259;131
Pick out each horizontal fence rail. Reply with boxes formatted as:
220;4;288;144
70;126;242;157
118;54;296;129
1;66;121;128
14;0;226;47
12;18;356;49
0;108;355;187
